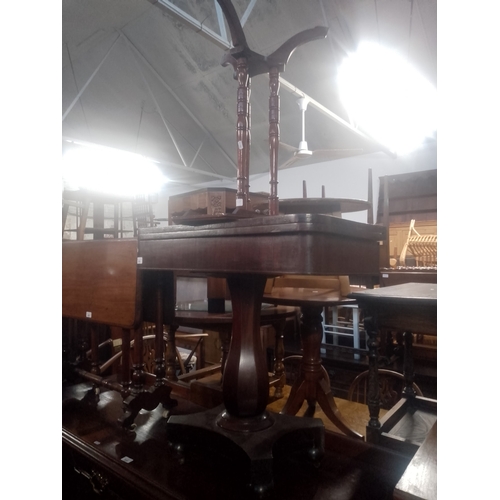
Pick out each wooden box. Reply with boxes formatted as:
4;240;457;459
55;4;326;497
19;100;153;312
168;187;269;221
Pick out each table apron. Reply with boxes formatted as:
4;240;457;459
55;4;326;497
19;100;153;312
138;234;380;276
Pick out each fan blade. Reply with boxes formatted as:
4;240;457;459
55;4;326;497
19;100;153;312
310;149;364;159
261;137;298;151
278;155;301;170
279;141;299;152
278;148;364;170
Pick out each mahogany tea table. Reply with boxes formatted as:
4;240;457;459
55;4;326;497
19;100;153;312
138;213;384;493
262;287;363;439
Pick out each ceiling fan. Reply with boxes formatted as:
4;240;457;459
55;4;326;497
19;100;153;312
278;97;364;170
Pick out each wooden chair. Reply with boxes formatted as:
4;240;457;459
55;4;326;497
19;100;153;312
140;322;207;375
266;274;365;359
93;326;208;388
132;194;157;237
348;369;423;410
62;189;134;240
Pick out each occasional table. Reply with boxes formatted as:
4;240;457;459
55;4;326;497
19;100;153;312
138;213;384;491
348;283;437;453
262;287;363;438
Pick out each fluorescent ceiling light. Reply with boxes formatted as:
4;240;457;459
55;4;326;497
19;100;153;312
62;143;168;197
338;42;437;155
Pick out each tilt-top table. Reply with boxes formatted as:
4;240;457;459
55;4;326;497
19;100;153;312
138;213;384;494
262;287;363;438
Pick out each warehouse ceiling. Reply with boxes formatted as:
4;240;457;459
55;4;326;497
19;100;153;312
62;0;437;189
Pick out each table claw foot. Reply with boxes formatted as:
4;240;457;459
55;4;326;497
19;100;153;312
168;440;186;465
118;385;177;429
82;385;100;406
247;467;274;499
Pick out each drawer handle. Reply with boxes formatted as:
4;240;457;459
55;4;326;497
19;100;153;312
74;466;109;495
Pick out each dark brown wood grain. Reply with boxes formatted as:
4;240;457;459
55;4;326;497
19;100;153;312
62;239;141;329
138;214;384;277
349;283;437;451
63;383;412;500
349;283;437;335
393;421;437;500
137;215;383;432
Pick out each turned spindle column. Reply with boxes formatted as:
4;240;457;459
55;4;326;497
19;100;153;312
402;331;416;398
154;280;166;386
268;66;280;215
235;57;250;210
365;316;381;441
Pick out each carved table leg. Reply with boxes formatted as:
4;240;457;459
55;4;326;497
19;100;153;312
280;306;362;439
132;326;145;393
82;324;101;405
365;316;381;443
154;281;166;386
219;274;271;427
166;274;324;495
165;323;178;381
119;323;177;429
403;330;416;398
273;318;286;399
218;324;232;380
120;327;131;395
119;272;177;429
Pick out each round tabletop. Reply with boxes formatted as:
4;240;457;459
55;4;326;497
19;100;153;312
254;198;371;215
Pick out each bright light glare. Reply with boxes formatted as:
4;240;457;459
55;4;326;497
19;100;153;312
338;42;437;154
62;144;168;196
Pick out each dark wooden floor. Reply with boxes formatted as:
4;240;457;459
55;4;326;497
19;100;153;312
62;381;413;500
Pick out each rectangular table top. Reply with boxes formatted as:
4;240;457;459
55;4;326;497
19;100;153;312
349;282;437;335
62;239;141;328
349;282;437;305
138;214;385;277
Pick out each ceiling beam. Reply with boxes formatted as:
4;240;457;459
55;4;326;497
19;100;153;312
123;33;188;167
120;30;239;172
62;33;121;122
152;0;395;158
152;0;231;50
214;0;228;41
62;136;234;182
240;0;258;28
